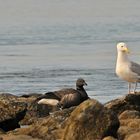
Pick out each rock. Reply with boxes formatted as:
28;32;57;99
0;93;53;126
119;110;140;120
118;119;140;139
20;93;43;98
118;126;135;140
126;132;140;140
63;99;119;140
105;93;140;115
104;93;140;139
20;92;63;125
0;128;5;134
11;107;76;140
103;136;117;140
0;93;61;127
5;92;140;139
6;99;119;140
118;110;140;140
1;134;41;140
20;100;60;125
0;95;27;131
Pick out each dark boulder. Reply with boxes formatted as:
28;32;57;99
7;99;120;140
105;93;140;115
0;97;27;131
0;134;41;140
63;99;119;140
118;110;140;140
10;107;76;140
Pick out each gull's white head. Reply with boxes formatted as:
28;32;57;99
117;42;130;53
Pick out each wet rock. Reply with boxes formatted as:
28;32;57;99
105;93;140;115
118;119;140;139
104;93;140;139
0;94;27;132
1;134;41;140
5;92;140;139
126;132;140;140
20;99;60;125
20;93;43;98
0;93;61;126
0;93;51;125
0;128;5;135
0;102;26;131
118;109;140;140
8;100;119;140
7;100;119;140
63;99;119;140
11;107;75;140
102;136;117;140
118;126;135;140
119;110;140;120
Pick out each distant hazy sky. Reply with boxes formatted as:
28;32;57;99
0;0;140;25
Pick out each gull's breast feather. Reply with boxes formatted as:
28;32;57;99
116;61;138;83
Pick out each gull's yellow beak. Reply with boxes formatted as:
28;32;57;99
124;47;130;53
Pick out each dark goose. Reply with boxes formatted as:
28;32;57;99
37;78;89;109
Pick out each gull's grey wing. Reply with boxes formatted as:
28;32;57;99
130;61;140;76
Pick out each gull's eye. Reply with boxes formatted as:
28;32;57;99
121;46;123;48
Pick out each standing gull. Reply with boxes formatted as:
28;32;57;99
116;42;140;94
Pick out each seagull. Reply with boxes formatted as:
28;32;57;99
116;42;140;94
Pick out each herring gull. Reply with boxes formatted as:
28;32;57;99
116;42;140;94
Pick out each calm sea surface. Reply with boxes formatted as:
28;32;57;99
0;0;140;103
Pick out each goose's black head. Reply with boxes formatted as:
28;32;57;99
76;78;87;88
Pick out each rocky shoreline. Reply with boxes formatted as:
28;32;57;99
0;93;140;140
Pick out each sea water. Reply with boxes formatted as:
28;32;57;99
0;0;140;103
